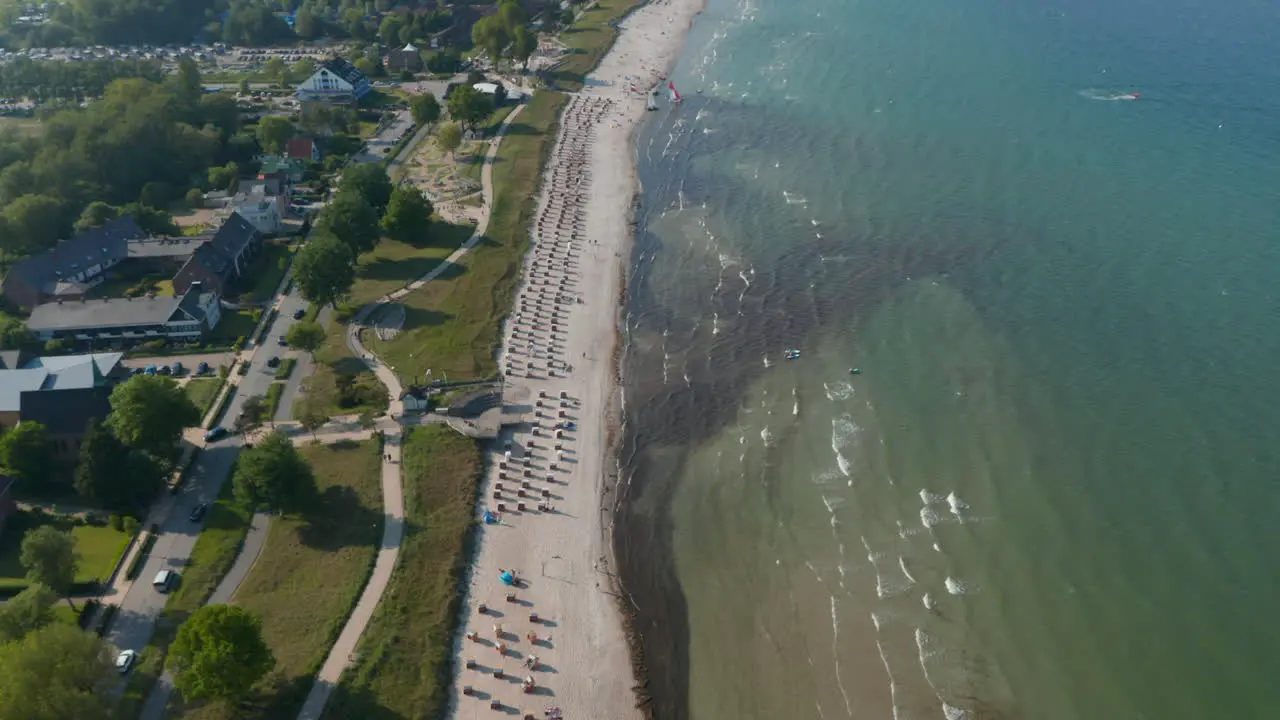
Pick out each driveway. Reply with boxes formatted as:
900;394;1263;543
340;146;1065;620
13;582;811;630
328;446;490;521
353;109;414;164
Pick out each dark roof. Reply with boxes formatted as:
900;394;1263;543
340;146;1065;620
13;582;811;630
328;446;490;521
5;216;148;296
321;57;367;87
286;137;315;159
175;288;212;321
127;236;206;259
26;295;186;333
237;177;285;197
19;386;113;435
187;212;261;279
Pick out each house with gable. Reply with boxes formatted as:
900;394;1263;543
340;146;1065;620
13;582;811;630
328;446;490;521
0;350;130;461
1;216;149;309
295;57;372;104
172;212;264;297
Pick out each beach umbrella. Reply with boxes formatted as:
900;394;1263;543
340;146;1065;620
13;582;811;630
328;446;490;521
500;571;515;585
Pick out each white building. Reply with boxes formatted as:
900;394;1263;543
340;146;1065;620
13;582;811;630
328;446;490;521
295;58;372;103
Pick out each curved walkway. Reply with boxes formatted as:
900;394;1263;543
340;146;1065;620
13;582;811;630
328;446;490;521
295;102;526;720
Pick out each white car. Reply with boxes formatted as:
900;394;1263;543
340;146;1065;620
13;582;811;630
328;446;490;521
115;649;137;674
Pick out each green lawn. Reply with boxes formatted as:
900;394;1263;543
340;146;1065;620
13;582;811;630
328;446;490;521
232;241;294;304
365;91;567;382
0;513;131;592
171;440;384;719
263;381;285;417
323;426;482;719
208;307;258;345
551;0;649;91
117;482;253;719
274;357;296;380
345;223;474;307
294;315;388;421
182;378;225;416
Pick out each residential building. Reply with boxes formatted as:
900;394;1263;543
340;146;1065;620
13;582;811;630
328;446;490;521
0;475;15;537
25;284;222;350
1;216;148;309
387;42;423;72
401;386;430;412
0;351;129;462
286;136;320;163
258;155;309;183
295;58;371;103
172;213;264;296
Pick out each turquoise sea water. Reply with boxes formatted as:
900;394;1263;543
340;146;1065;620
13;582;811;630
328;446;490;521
615;0;1280;717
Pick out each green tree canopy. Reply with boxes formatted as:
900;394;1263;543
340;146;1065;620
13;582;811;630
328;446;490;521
169;604;275;704
298;408;328;440
232;430;316;512
382;186;434;243
0;422;51;487
284;321;326;359
471;14;511;63
437;122;463;159
378;15;404;46
316;191;381;257
256;116;296;155
409;92;441;129
293;233;356;309
0;624;116;720
447;85;493;131
3;195;68;257
19;527;78;601
73;201;118;233
107;374;201;461
338;163;393;212
74;419;163;514
234;394;267;437
511;25;537;70
0;584;57;644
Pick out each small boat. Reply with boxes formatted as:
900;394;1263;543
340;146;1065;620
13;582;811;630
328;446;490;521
783;348;801;360
669;81;683;104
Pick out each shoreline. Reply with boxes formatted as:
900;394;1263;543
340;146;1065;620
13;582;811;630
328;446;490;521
448;1;705;717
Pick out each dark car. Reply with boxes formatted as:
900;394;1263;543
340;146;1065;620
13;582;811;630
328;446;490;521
204;427;228;443
171;361;184;376
266;356;280;368
278;336;288;346
197;361;210;375
293;308;306;320
189;503;208;522
157;364;171;376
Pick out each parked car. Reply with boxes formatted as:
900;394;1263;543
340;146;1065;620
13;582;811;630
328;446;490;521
152;569;177;593
278;335;288;346
115;649;137;674
197;361;210;375
189;503;208;522
171;361;184;376
293;308;306;320
266;356;280;368
145;364;157;375
157;365;171;376
204;427;228;443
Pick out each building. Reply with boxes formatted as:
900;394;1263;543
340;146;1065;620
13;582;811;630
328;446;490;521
285;137;320;163
25;284;222;350
387;42;423;72
172;213;264;296
260;154;310;182
401;386;431;412
0;475;15;537
1;216;148;309
0;351;129;462
295;57;371;104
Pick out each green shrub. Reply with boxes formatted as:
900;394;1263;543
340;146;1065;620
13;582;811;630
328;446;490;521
122;516;140;538
108;514;124;532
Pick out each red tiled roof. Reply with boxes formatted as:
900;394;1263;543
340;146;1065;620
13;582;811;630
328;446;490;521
286;137;315;160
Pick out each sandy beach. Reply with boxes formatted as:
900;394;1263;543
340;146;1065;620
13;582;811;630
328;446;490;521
448;1;705;717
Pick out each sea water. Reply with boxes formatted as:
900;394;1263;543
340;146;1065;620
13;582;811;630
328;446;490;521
615;0;1280;717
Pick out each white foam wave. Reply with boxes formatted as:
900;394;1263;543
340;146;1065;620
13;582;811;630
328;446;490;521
823;381;855;401
829;596;854;716
947;491;969;517
921;506;942;529
922;592;936;610
760;426;774;445
762;354;771;368
919;489;943;505
898;556;917;584
782;190;808;205
945;577;969;595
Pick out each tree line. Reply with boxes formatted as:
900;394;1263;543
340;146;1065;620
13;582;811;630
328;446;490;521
0;58;254;261
0;57;163;103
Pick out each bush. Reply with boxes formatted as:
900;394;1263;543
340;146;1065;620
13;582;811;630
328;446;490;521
43;338;67;354
125;533;158;581
109;514;124;532
232;336;247;351
122;516;140;537
77;600;98;629
185;187;204;207
238;362;249;376
139;339;166;351
218;364;229;378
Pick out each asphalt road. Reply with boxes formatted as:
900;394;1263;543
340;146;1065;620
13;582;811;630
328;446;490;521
217;289;312;429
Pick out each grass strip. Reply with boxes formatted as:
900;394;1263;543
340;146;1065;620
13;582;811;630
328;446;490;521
263;382;285;418
169;439;383;720
183;378;225;415
322;425;483;719
274;358;296;380
366;91;567;382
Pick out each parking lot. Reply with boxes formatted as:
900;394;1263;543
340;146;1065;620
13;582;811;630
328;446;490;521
122;352;236;375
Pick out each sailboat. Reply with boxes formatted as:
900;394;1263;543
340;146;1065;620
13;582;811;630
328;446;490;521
668;81;683;104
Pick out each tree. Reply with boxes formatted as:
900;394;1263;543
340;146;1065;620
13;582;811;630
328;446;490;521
73;201;119;233
294;8;320;39
74;419;162;514
354;57;377;77
3;194;67;256
200;93;241;140
20;527;77;606
447;85;493;131
0;422;51;487
107;375;201;461
511;25;537;71
378;15;405;46
437;122;462;160
338;163;393;212
409;92;441;129
169;605;274;704
232;430;316;512
382;186;433;243
471;14;510;64
284;322;326;359
316;192;381;257
238;78;251;96
559;8;575;28
235;395;267;437
299;409;328;441
0;624;116;720
257;116;296;155
294;234;356;309
207;162;240;192
0;584;57;644
261;57;286;83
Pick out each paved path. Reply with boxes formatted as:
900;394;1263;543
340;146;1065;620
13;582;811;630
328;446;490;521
295;101;527;720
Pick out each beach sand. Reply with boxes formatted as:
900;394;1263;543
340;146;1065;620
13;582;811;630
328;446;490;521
448;1;705;717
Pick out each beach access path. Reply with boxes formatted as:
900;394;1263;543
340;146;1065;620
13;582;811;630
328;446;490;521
293;104;524;720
